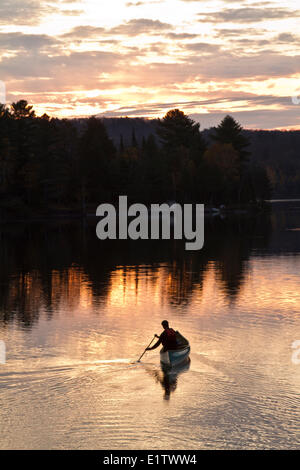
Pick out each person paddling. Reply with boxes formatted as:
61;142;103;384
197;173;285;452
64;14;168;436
146;320;177;353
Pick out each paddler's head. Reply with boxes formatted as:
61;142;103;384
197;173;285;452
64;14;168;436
161;320;169;329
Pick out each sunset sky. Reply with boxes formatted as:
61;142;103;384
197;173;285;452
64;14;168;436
1;0;299;129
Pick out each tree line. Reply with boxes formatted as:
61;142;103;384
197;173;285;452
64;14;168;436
0;100;271;217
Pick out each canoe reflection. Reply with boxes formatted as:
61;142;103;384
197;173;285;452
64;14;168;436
145;358;191;400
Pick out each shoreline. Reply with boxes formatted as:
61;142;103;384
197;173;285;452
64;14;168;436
0;200;273;224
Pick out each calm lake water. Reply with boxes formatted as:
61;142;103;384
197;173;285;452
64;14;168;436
0;201;300;449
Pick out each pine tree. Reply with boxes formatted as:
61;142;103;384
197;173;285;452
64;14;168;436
211;115;250;162
156;109;206;201
157;109;201;150
11;100;36;119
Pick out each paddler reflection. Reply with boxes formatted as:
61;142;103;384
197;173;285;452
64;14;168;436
145;358;190;400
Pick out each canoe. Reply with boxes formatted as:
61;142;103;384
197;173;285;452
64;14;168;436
160;344;190;368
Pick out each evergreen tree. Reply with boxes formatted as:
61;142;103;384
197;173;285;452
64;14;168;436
9;101;38;204
210;115;254;202
211;115;250;162
11;100;36;119
157;109;201;150
157;109;206;201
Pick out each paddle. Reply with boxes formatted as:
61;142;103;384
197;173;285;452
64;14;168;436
137;335;157;362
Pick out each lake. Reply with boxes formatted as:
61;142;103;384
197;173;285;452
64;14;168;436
0;201;300;449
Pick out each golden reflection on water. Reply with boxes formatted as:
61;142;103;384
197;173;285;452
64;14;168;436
2;256;300;323
102;258;300;317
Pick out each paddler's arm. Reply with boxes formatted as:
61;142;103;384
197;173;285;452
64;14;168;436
146;334;162;350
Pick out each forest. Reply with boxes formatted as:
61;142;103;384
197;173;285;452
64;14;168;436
0;100;298;218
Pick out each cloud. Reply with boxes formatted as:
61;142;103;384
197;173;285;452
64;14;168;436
213;28;300;48
1;0;299;129
198;7;300;24
214;28;267;37
60;19;173;40
0;50;123;84
0;32;59;52
119;51;300;85
184;42;221;53
2;43;299;93
61;26;106;39
165;32;198;40
109;18;173;36
276;33;299;43
0;0;57;25
0;0;83;26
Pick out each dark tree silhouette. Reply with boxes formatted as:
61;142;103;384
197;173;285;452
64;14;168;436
11;100;36;119
211;115;250;162
157;109;206;201
0;102;277;218
157;109;202;149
